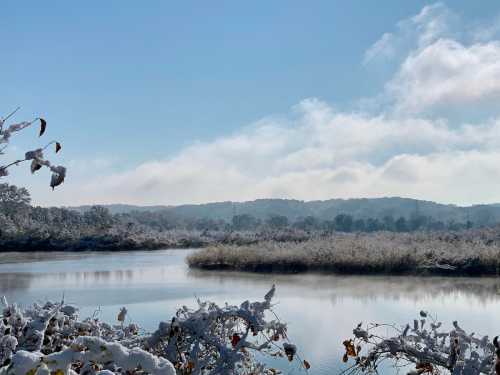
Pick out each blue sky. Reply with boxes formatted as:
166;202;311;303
3;1;500;206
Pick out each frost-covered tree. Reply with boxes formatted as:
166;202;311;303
0;184;30;206
83;206;115;233
266;215;289;230
0;184;31;224
0;107;66;189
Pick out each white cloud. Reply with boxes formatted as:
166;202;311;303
388;39;500;114
28;3;500;207
35;98;500;207
364;3;456;64
363;33;397;64
362;2;500;116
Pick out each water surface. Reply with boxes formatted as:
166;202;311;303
1;249;499;374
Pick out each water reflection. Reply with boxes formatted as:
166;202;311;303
0;268;163;290
0;251;89;264
188;268;500;303
0;273;32;291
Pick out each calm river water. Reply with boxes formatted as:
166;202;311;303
0;249;499;374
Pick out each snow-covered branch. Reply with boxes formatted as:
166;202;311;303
342;311;499;375
0;287;306;375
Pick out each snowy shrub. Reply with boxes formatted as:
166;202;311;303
341;311;499;375
0;287;308;375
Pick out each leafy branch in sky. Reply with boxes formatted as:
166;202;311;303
0;107;65;189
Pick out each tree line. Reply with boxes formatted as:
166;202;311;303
224;212;473;232
0;183;480;243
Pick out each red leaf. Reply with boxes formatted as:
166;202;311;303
231;334;240;348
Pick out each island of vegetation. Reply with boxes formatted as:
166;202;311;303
187;231;500;276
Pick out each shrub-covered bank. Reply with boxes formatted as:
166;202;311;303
0;234;178;252
187;231;500;276
0;229;311;252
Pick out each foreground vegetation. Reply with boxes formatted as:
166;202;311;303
1;292;498;375
187;230;500;275
0;287;311;375
342;311;500;375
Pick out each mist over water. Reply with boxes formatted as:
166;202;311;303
1;250;499;374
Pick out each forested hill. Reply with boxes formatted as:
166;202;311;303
70;197;500;227
3;181;500;252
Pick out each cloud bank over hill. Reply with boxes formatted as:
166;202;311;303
44;3;500;206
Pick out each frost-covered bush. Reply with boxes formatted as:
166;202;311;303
341;311;500;375
0;287;306;375
142;284;306;375
187;232;500;275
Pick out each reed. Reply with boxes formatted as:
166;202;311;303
187;231;500;275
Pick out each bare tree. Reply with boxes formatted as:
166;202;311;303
0;107;66;189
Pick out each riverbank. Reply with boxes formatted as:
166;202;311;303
0;234;201;252
187;232;500;276
0;229;310;252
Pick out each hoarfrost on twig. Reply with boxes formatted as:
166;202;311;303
0;286;305;375
342;312;499;375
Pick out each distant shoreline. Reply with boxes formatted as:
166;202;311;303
0;235;204;252
0;229;309;252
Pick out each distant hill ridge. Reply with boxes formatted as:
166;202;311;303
68;197;500;225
